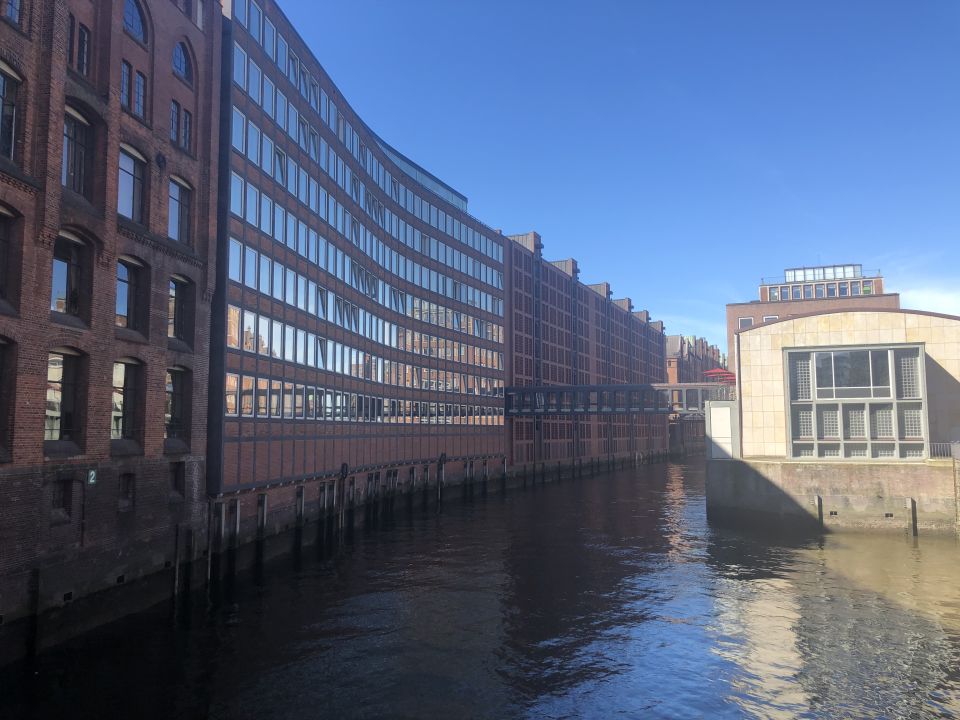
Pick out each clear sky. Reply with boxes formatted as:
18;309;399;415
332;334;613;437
279;0;960;351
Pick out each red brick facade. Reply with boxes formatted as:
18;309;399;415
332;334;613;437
665;335;726;385
505;232;668;467
0;0;219;627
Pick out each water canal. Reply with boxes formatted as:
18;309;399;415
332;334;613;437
3;460;960;719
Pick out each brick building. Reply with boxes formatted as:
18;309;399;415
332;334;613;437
0;0;219;636
208;0;507;543
726;264;899;365
505;232;667;467
665;335;726;384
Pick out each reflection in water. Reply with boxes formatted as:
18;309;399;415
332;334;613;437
2;462;960;719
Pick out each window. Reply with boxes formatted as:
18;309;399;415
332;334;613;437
62;111;91;197
111;360;141;440
181;109;192;152
228;238;242;282
51;234;84;316
115;258;145;329
737;317;753;330
240;376;254;416
117;149;145;222
76;24;91;77
2;0;21;25
121;61;132;109
225;372;239;415
233;43;246;88
0;68;17;161
133;71;146;118
0;212;12;302
762;315;779;322
164;368;187;439
124;0;147;43
167;179;191;243
169;101;180;142
226;305;240;348
173;43;192;83
45;351;81;441
787;346;928;460
167;276;190;342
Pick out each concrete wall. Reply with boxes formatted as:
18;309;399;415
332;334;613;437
708;458;958;534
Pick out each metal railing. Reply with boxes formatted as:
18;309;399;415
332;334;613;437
930;442;959;459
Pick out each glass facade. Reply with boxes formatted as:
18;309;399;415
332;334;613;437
786;346;927;460
218;1;506;491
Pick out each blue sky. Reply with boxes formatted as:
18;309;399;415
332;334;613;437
280;0;960;350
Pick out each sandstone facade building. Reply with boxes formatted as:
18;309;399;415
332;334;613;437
708;309;960;533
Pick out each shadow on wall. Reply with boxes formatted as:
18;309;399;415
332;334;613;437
925;355;960;445
705;457;827;538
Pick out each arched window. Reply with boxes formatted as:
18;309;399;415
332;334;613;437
123;0;147;43
173;43;192;83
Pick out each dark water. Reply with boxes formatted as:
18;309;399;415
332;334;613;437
4;461;960;719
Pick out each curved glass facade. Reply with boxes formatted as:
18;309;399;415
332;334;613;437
212;0;506;494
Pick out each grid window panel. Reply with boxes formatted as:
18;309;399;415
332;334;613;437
895;349;920;398
792;406;813;439
790;354;812;401
817;405;839;439
870;405;894;439
900;444;925;459
872;444;896;459
844;444;868;458
843;405;866;439
898;404;923;439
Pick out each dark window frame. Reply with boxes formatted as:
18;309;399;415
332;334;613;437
61;111;91;197
117;149;145;223
76;23;91;77
120;61;132;110
51;234;86;317
169;100;180;143
111;359;142;441
167;179;191;244
115;258;147;331
164;368;189;441
133;70;146;119
45;350;83;442
167;276;193;345
1;67;19;162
